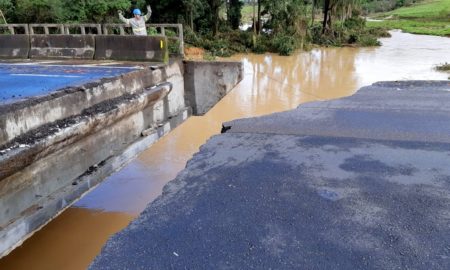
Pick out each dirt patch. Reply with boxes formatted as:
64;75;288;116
184;47;205;60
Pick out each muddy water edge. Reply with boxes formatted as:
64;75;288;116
0;30;449;270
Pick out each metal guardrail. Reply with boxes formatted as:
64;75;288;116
0;23;184;56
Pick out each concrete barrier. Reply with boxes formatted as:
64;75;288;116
0;60;189;258
0;35;30;59
184;60;244;115
29;35;95;59
95;35;168;62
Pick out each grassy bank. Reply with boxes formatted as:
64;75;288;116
367;0;450;36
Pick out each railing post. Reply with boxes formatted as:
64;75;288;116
178;24;184;57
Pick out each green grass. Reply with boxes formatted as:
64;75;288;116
367;19;450;35
241;4;255;24
386;0;450;19
368;0;450;36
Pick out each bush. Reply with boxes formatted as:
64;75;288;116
435;62;450;71
147;27;158;35
252;35;270;54
272;34;297;56
168;39;181;55
358;35;381;46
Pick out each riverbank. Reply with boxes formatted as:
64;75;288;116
367;0;450;36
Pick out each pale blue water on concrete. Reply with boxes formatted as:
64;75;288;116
0;64;137;104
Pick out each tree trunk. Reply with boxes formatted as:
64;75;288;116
311;0;316;27
252;0;256;47
212;3;220;35
190;8;193;30
257;0;261;35
322;0;330;34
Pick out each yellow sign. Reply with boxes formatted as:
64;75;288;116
160;40;164;49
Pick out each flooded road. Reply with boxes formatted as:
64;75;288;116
1;30;449;269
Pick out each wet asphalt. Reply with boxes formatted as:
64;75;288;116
90;81;450;270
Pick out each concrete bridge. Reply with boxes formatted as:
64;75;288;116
0;23;184;61
0;25;244;258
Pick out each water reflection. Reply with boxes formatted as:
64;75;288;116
1;30;449;269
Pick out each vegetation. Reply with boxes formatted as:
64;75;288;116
367;0;450;36
361;0;423;14
0;0;395;57
435;62;450;71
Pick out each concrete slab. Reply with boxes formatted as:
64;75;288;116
0;63;138;104
90;80;450;269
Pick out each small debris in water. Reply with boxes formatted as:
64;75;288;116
173;252;179;257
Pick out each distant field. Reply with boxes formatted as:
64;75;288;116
368;0;450;36
385;0;450;18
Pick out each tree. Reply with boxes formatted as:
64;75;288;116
15;0;64;23
228;0;243;30
84;0;130;23
322;0;361;33
262;0;308;35
0;0;14;23
208;0;224;35
182;0;205;30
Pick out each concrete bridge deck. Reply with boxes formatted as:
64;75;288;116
0;61;142;104
90;81;450;269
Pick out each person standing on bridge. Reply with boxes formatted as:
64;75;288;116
118;5;152;36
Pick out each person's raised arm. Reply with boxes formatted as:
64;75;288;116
118;10;129;24
143;5;152;22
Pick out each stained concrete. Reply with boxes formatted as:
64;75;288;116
184;60;244;115
30;35;95;59
90;81;450;270
94;35;168;62
0;35;30;59
0;58;243;259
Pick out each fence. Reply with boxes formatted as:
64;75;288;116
0;23;184;56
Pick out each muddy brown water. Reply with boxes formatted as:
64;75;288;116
1;30;449;270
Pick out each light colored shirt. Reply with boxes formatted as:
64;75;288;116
119;12;151;36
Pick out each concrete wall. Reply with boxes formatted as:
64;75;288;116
95;35;168;62
0;60;189;258
0;58;243;259
0;35;30;59
29;35;95;59
0;35;168;62
0;69;154;146
184;60;244;115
